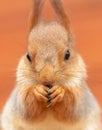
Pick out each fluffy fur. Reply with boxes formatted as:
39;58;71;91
1;0;102;130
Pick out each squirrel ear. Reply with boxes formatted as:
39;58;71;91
50;0;70;30
29;0;44;31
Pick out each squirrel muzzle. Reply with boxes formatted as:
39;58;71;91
38;62;55;88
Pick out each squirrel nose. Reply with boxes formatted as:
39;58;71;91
38;62;54;86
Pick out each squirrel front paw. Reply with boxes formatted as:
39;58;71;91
47;85;65;107
34;85;65;107
34;84;48;103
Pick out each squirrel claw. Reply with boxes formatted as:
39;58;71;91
46;85;65;107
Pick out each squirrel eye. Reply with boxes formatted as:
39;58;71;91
26;53;31;62
64;50;70;60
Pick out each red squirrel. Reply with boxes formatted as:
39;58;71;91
1;0;102;130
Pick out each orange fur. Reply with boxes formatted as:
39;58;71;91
17;86;46;122
52;86;83;123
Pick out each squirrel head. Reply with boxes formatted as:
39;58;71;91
17;0;87;88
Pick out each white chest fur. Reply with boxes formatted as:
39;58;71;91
20;113;84;130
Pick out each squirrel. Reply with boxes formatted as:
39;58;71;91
1;0;102;130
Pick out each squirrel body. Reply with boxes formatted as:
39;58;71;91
1;0;102;130
1;104;101;130
1;43;101;129
1;83;101;130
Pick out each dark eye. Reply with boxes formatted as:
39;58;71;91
64;50;70;60
26;53;31;62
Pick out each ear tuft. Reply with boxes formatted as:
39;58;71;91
50;0;70;30
29;0;44;31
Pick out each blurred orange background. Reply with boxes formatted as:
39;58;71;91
0;0;102;112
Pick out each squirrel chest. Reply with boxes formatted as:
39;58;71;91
17;111;83;130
